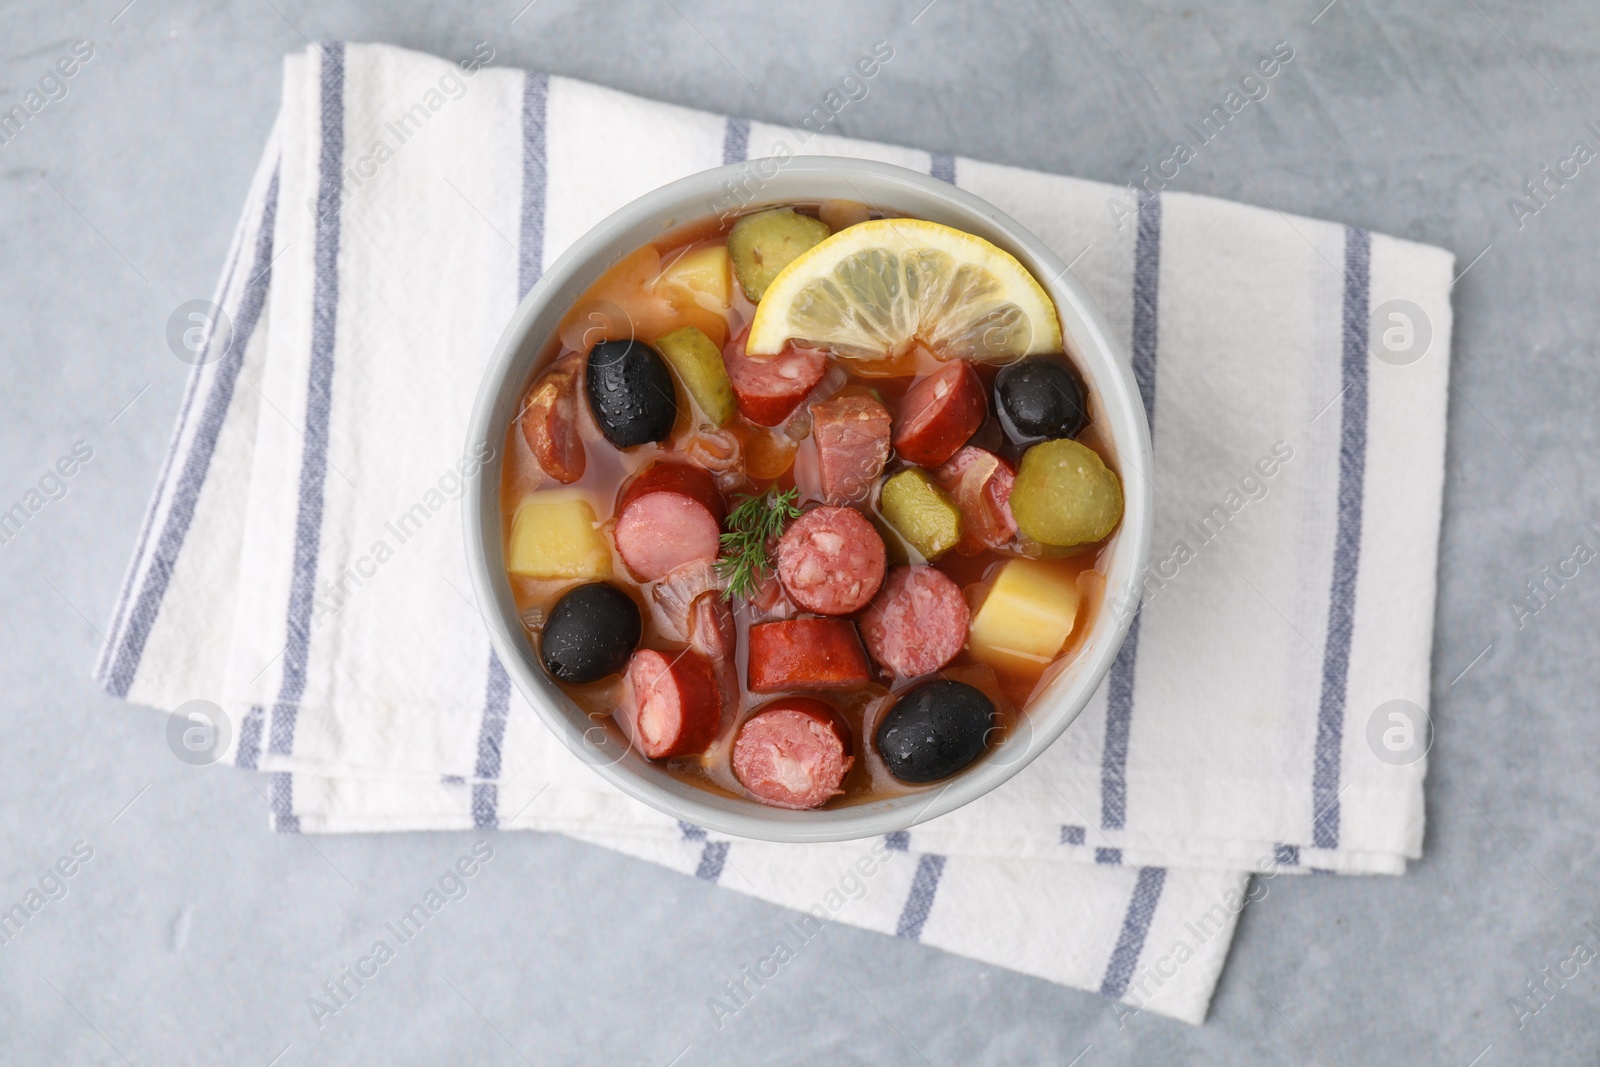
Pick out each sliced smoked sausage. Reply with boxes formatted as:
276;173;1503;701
892;360;987;467
747;618;872;692
774;505;886;616
519;356;585;483
811;393;891;505
732;698;855;809
618;648;721;759
613;462;726;582
722;326;829;426
859;565;971;678
933;445;1018;552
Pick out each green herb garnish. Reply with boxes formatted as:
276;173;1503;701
717;486;802;601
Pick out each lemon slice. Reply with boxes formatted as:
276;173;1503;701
745;218;1063;361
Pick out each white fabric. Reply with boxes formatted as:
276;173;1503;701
94;42;1455;1025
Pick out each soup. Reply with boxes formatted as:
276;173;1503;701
501;201;1123;811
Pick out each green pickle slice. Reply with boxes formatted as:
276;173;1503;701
728;208;832;302
879;468;963;560
1010;438;1124;547
655;326;736;426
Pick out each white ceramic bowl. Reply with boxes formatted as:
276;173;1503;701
464;157;1152;843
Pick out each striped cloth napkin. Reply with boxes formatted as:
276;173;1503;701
94;42;1453;1025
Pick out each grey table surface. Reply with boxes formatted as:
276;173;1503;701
3;0;1597;1063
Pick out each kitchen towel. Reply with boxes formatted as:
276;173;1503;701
94;42;1453;1024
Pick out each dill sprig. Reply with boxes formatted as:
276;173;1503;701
717;486;802;601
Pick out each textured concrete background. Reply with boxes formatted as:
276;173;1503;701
3;0;1598;1063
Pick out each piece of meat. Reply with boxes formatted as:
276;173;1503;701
933;445;1018;552
614;462;726;581
519;356;586;483
722;326;829;426
811;394;892;505
747;618;872;692
892;361;987;467
859;565;971;677
617;648;722;759
732;698;855;809
774;506;886;616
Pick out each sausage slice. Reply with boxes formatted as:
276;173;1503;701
747;618;872;691
519;356;586;483
617;648;721;759
723;327;829;426
811;394;891;505
614;462;726;582
732;698;855;809
859;565;971;678
933;445;1018;552
775;506;886;616
892;361;987;467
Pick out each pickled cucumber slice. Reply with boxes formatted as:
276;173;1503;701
1010;439;1123;547
728;208;831;302
879;468;964;560
655;326;736;426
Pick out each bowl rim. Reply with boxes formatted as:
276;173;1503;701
463;156;1153;844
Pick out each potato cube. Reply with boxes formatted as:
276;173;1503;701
968;558;1081;675
655;243;732;310
507;495;611;580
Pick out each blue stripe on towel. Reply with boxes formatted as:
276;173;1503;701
271;770;298;833
1100;189;1162;831
1099;866;1167;999
1095;847;1123;865
98;232;249;680
472;651;511;829
1274;843;1300;867
235;706;265;770
1060;825;1086;846
894;854;946;941
929;152;956;184
101;169;281;699
1312;227;1370;850
884;830;909;852
267;42;346;766
518;72;548;301
472;70;554;830
679;821;708;841
722;116;749;165
695;841;729;881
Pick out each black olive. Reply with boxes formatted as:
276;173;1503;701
585;339;678;448
539;582;641;683
874;680;995;783
994;356;1088;444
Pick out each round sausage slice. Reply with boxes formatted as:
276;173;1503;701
892;360;987;467
723;327;829;427
618;648;721;759
859;565;971;678
732;698;855;809
614;462;726;581
775;506;886;615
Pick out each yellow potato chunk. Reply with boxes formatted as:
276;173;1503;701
507;496;611;580
968;559;1081;675
654;243;732;310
